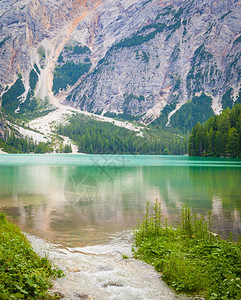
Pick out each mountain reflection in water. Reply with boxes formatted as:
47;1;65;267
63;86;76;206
0;154;241;246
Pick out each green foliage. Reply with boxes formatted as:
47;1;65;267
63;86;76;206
0;129;53;153
57;44;91;64
186;44;214;95
234;35;241;44
115;22;166;48
0;138;21;153
188;103;241;157
57;53;64;63
34;63;40;75
170;93;214;132
123;93;145;106
133;201;241;298
141;51;149;63
0;213;63;299
84;57;90;63
19;93;55;121
29;69;38;90
166;19;182;33
57;114;188;155
174;7;183;19
63;44;91;55
62;144;72;153
220;11;232;20
2;78;25;116
151;102;177;129
0;10;8;19
170;43;180;61
32;142;53;154
222;88;234;109
103;111;139;122
72;45;91;55
1;73;47;121
0;36;11;48
52;62;91;94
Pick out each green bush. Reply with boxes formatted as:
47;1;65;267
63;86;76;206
133;201;241;298
0;214;63;299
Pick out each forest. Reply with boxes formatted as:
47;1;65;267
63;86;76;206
0;129;53;153
57;114;188;155
52;61;91;94
188;103;241;157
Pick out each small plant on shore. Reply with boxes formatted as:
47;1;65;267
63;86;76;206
133;201;241;299
0;213;63;299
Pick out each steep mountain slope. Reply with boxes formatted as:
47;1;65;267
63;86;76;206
0;0;241;132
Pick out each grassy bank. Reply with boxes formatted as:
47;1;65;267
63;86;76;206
0;213;63;299
133;201;241;299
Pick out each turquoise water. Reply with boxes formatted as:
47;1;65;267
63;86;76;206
0;154;241;246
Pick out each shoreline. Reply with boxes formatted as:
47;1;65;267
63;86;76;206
27;232;191;300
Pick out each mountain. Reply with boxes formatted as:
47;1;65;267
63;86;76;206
0;0;241;132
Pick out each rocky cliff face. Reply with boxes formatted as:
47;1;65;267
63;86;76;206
0;0;241;131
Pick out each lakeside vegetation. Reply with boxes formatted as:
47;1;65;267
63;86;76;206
0;213;63;299
189;103;241;157
0;131;72;154
0;130;53;153
57;114;188;155
133;201;241;299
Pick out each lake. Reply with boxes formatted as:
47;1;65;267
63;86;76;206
0;154;241;246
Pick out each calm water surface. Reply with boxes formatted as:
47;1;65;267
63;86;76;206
0;154;241;246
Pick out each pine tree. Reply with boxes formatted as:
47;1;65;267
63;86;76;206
208;127;215;156
189;103;241;157
226;127;239;157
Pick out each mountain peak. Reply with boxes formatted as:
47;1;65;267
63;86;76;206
0;0;241;131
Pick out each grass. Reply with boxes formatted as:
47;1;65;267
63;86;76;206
133;201;241;299
0;214;63;299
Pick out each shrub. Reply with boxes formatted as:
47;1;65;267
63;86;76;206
0;214;63;299
133;201;241;298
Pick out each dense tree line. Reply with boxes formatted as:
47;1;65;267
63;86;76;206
189;103;241;157
170;93;214;132
57;115;187;155
0;130;53;153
